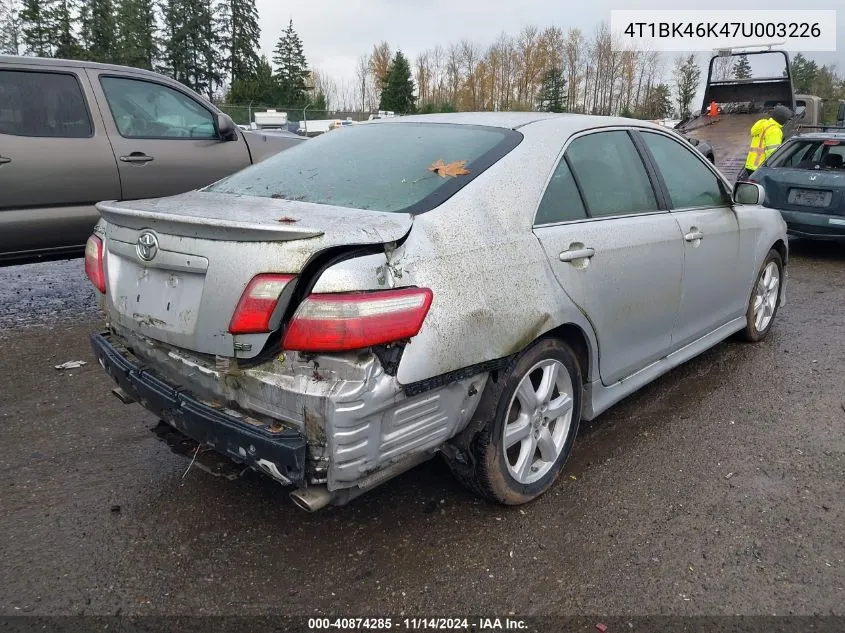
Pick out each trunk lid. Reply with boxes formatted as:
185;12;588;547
97;191;412;360
756;168;845;216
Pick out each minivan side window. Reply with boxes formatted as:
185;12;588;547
640;131;728;209
0;70;93;138
565;131;659;218
535;157;588;225
100;76;217;140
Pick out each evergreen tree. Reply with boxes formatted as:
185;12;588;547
733;54;752;80
673;54;701;119
419;101;456;114
196;0;224;99
0;0;22;55
160;0;223;97
20;0;54;56
638;84;672;119
219;0;260;81
52;0;83;59
77;0;89;50
160;0;186;81
227;54;275;104
378;50;415;113
537;67;567;113
81;0;117;62
786;53;819;93
272;19;309;106
310;89;326;111
115;0;158;69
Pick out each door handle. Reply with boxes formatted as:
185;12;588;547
119;152;154;164
0;156;11;165
684;230;704;242
559;247;595;262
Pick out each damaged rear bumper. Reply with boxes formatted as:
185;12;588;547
90;331;307;486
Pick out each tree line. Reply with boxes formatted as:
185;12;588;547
339;26;710;119
0;0;321;109
3;2;844;120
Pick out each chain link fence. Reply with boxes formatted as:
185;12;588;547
215;103;372;130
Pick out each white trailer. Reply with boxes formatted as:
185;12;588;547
253;110;289;130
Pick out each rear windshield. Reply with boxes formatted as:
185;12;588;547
205;122;521;213
768;138;845;170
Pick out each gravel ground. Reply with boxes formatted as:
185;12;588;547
0;240;843;619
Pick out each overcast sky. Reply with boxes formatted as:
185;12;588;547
255;0;843;87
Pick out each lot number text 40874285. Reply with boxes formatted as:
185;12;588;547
307;617;529;630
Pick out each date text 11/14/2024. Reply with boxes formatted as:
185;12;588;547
307;617;529;630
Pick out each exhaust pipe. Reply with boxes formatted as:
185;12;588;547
111;387;136;404
289;486;333;512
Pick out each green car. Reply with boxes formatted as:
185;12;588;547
749;131;845;242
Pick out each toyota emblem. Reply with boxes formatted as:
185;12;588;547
136;231;159;262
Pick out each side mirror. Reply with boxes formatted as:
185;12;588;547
733;181;765;206
216;113;238;142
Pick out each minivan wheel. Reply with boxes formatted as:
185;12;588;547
739;249;783;342
457;338;582;505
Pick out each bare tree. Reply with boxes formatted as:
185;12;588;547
337;78;357;111
311;70;338;112
415;50;430;106
711;55;733;81
356;54;371;114
459;39;482;110
0;0;21;55
515;25;541;106
632;49;658;114
445;43;462;104
430;44;445;104
564;28;585;112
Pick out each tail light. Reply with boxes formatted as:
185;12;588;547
282;287;433;352
84;234;106;293
229;274;296;334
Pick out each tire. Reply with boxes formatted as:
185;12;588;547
738;249;783;342
453;337;582;505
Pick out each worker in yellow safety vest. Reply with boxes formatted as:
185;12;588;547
736;105;792;181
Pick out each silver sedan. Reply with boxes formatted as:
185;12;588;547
85;112;788;511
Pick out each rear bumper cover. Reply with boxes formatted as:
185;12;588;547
90;331;307;486
780;210;845;241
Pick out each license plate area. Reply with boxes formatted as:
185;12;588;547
788;188;832;208
110;254;205;335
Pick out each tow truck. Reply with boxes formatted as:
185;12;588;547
675;45;845;181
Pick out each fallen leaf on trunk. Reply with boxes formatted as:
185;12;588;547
277;216;299;223
428;159;470;178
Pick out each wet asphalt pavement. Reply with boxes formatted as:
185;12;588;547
0;240;843;619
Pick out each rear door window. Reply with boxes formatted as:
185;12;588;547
0;70;92;138
206;122;522;213
565;130;659;218
534;157;588;225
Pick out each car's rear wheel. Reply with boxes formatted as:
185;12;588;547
454;338;582;505
739;249;783;342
